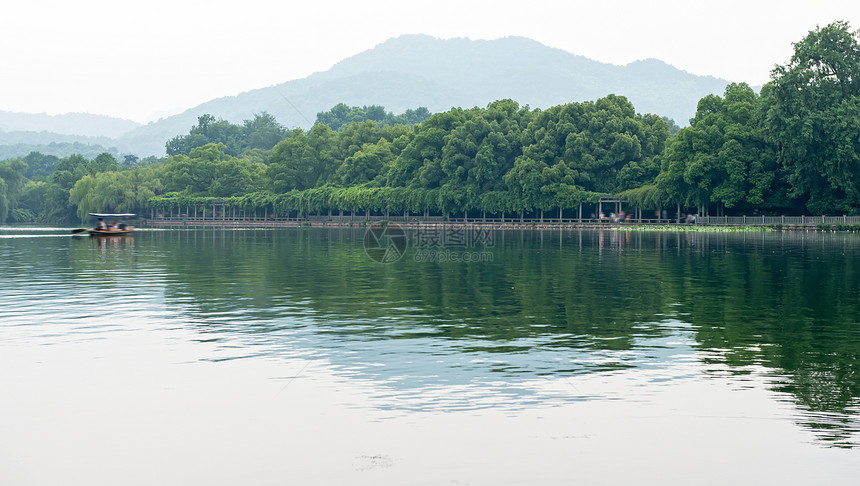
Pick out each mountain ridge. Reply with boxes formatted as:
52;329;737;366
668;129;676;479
0;110;140;139
5;35;733;157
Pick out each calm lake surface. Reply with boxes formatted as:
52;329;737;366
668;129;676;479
2;226;860;484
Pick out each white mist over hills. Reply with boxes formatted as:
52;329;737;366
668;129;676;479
1;35;732;157
0;111;141;138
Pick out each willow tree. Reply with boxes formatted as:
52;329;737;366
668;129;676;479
0;177;7;222
0;159;27;222
69;166;163;221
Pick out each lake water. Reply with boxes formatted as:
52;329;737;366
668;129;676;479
2;226;860;484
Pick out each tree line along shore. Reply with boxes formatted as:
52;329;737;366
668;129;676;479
1;22;859;226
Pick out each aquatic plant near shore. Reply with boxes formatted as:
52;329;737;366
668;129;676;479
609;225;774;232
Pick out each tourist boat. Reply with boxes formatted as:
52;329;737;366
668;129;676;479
86;213;136;236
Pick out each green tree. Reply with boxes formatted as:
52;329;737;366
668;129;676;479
162;143;261;196
91;152;120;173
122;154;140;167
316;103;352;131
166;114;246;156
22;152;59;180
69;166;163;221
16;181;48;221
242;112;287;151
662;117;681;137
162;144;224;194
390;107;431;126
516;96;668;197
267;125;338;192
0;159;28;219
389;109;468;189
316;104;431;131
768;21;860;213
209;156;265;196
431;101;532;214
504;156;548;216
0;177;7;223
656;83;783;213
42;154;92;222
336;140;394;186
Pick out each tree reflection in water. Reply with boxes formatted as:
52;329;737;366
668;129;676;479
140;228;860;447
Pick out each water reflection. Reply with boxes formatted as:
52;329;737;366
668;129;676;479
137;229;860;444
2;228;859;448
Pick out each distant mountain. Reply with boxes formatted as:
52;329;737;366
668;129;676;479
19;35;730;157
113;70;469;156
0;129;115;147
0;129;120;159
115;35;730;156
0;110;140;138
0;141;120;160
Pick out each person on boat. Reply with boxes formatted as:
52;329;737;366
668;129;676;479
111;220;120;230
96;218;107;230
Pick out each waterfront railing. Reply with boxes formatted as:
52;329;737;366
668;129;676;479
144;213;860;227
696;215;860;225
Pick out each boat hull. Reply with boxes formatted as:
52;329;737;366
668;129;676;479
88;227;134;236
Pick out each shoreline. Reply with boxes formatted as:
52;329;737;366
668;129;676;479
138;219;855;232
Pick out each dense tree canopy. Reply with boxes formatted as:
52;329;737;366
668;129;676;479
21;152;59;180
768;20;860;213
162;143;264;197
165;113;287;157
316;104;431;131
0;159;27;222
68;166;163;221
655;83;785;212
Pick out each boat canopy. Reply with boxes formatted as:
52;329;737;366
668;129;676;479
88;213;137;218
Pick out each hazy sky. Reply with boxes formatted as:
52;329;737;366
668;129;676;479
2;0;858;123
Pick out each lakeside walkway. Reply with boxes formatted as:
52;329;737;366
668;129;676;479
140;214;860;230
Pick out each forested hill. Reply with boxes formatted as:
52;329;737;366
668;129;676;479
115;35;730;156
